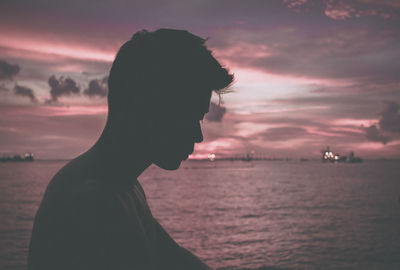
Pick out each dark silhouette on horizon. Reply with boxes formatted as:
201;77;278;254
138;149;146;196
28;28;233;270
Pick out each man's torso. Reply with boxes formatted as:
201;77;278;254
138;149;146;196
28;160;160;270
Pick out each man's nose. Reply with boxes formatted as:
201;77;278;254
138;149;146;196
194;122;203;143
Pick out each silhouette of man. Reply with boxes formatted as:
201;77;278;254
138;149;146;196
28;29;233;270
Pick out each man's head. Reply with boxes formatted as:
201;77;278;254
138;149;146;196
107;29;233;170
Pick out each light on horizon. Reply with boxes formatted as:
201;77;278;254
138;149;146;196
208;153;216;161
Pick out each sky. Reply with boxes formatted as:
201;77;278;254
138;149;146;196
1;0;400;160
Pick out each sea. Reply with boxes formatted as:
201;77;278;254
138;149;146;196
0;160;399;270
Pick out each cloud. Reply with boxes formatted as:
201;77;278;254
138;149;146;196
83;76;108;97
47;75;80;103
324;1;357;20
323;0;396;20
260;126;310;141
212;26;400;84
379;101;400;133
271;93;386;120
363;101;400;144
283;0;308;8
205;102;226;122
364;125;391;144
14;85;37;102
282;0;398;20
0;59;20;80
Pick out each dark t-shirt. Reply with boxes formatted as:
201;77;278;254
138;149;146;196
28;173;161;270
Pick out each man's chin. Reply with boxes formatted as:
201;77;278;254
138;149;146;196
154;159;182;170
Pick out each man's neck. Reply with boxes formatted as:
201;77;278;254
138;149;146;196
85;129;152;182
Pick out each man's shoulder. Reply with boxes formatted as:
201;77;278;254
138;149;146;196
43;156;111;206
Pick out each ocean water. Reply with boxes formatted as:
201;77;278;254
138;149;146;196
0;160;399;270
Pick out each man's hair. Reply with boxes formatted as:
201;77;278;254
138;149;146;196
107;28;234;117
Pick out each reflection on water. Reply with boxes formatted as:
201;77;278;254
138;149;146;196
1;160;400;269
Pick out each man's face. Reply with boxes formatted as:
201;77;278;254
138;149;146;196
151;90;212;170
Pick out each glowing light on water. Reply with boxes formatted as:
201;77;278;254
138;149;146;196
208;153;216;161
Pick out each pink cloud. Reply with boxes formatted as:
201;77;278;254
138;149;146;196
325;1;356;20
330;118;376;127
0;35;115;63
283;0;308;9
1;105;107;117
209;25;400;84
282;0;399;20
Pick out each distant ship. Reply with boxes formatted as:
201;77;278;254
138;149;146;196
321;147;346;162
321;147;362;163
0;153;34;162
346;151;363;163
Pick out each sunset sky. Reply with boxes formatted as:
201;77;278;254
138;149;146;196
1;0;400;159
